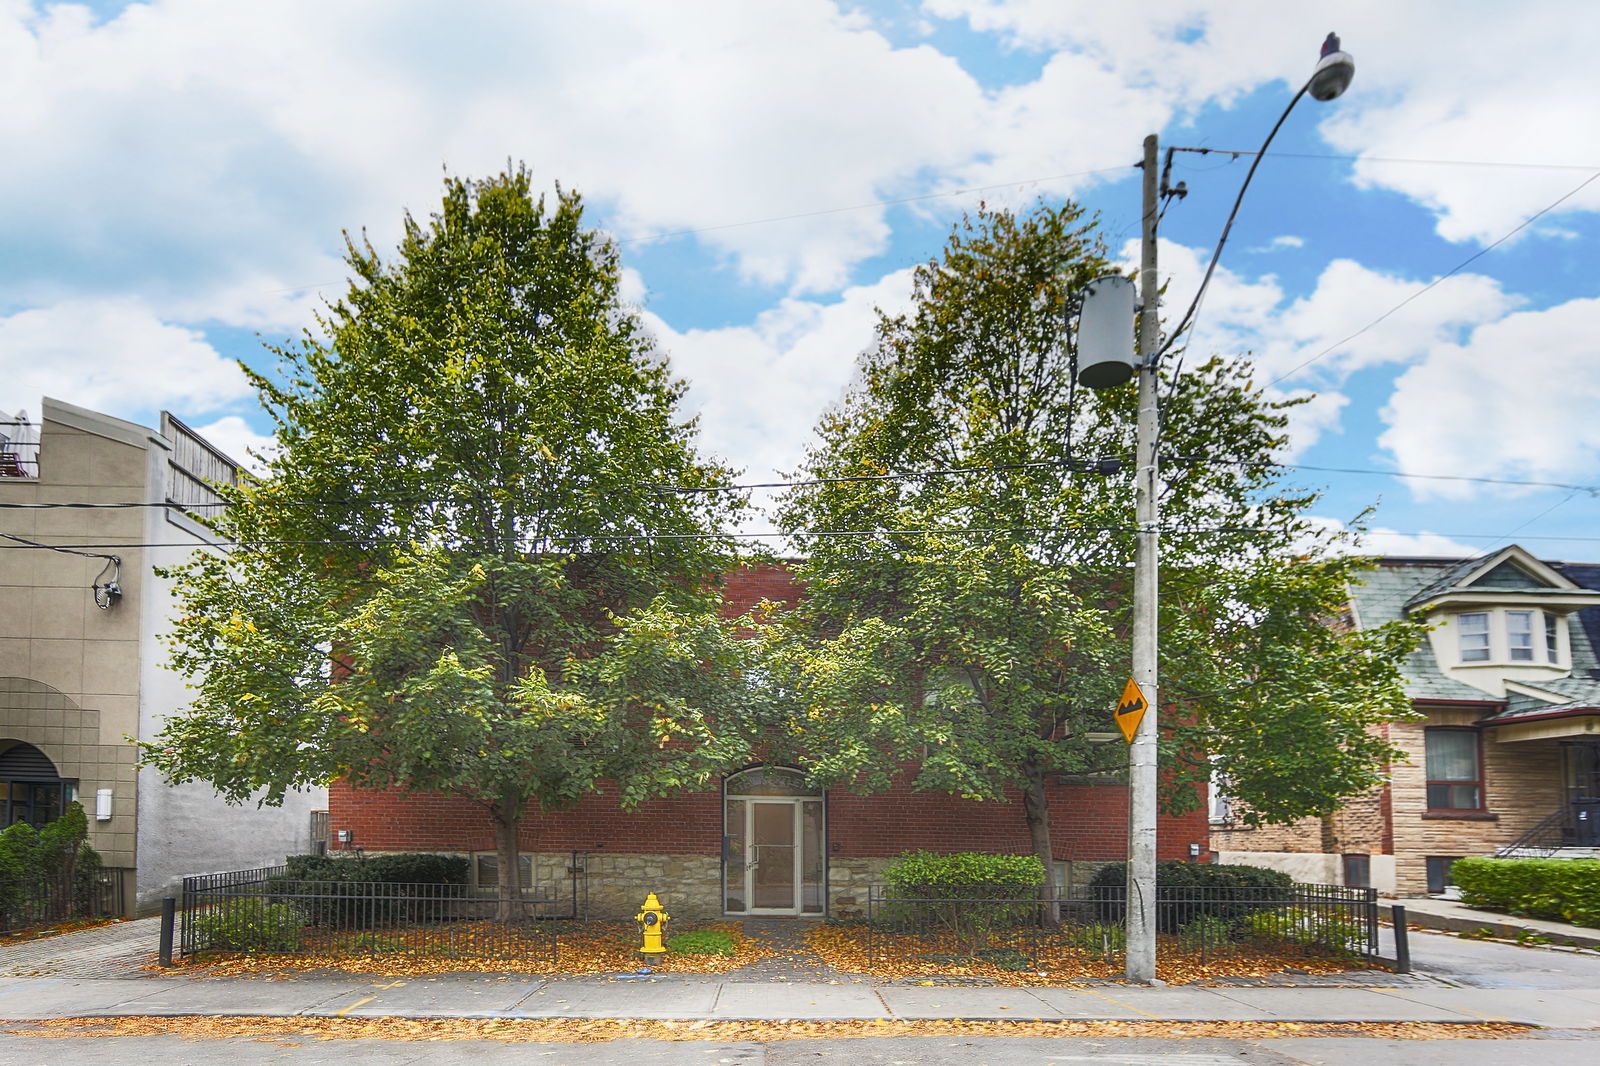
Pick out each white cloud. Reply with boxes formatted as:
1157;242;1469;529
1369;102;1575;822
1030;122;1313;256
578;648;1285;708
1378;297;1600;499
929;2;1600;248
646;267;916;483
1301;514;1477;559
5;0;1593;335
1123;234;1526;460
1351;527;1478;558
0;298;250;418
0;0;1004;312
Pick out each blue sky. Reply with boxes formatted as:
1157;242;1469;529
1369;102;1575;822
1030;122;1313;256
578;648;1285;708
4;0;1600;560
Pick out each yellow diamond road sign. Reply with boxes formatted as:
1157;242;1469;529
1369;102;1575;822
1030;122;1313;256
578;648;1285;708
1114;677;1148;744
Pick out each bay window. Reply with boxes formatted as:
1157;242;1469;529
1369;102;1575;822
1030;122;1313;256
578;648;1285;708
1506;610;1535;661
1457;612;1490;662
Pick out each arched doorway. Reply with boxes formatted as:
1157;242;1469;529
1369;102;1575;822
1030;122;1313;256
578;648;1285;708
722;766;825;916
0;741;73;828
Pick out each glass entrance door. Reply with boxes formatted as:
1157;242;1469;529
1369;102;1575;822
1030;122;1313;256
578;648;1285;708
750;801;797;911
722;767;825;916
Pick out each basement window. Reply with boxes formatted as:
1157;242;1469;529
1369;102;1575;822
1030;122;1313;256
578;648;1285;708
1426;856;1462;895
473;852;534;891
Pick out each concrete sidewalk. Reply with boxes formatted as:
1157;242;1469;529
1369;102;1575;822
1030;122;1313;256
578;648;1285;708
1396;896;1600;950
1;973;1598;1028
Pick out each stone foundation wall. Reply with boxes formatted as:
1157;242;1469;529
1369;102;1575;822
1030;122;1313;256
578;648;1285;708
361;850;1110;921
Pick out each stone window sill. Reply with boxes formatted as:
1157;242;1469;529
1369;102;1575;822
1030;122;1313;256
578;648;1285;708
1422;810;1498;821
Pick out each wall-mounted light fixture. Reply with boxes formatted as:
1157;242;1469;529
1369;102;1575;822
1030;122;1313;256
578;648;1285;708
93;556;122;610
95;788;113;821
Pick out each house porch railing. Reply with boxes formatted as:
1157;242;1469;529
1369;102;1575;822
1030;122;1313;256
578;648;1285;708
1494;800;1600;858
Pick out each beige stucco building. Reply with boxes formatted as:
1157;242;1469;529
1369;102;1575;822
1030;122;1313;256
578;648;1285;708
0;398;325;912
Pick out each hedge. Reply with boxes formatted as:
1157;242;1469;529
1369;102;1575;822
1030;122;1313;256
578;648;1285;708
1088;861;1295;932
1452;857;1600;927
880;851;1046;899
269;853;470;928
281;853;468;885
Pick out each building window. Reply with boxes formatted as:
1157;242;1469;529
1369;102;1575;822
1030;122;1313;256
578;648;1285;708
1425;728;1483;810
1343;853;1371;889
473;852;534;892
0;742;74;827
1506;611;1535;661
1426;856;1462;895
1208;761;1233;824
1457;612;1490;662
1546;613;1560;662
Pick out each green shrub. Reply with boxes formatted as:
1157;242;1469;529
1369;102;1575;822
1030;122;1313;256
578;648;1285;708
881;851;1046;898
667;929;736;957
281;853;468;885
192;900;304;952
271;853;470;928
878;852;1046;944
1177;914;1236;951
1243;906;1368;957
1061;921;1125;960
0;804;105;930
1088;862;1294;932
1453;857;1600;927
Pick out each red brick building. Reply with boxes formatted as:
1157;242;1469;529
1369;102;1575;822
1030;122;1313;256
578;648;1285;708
328;564;1209;918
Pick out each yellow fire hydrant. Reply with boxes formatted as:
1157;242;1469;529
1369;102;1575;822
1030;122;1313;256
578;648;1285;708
635;892;670;955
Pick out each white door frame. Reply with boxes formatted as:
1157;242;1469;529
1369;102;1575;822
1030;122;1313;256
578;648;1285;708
722;769;826;917
740;797;805;915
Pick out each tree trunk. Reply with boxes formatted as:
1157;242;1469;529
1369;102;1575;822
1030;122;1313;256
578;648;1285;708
1022;759;1061;927
491;798;526;923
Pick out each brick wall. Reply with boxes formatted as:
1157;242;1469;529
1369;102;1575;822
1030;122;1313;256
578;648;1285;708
330;773;1207;861
1388;705;1565;895
1214;703;1573;895
330;561;1214;913
329;772;1209;915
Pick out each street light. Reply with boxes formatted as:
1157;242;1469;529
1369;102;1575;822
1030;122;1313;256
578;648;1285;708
1075;32;1354;984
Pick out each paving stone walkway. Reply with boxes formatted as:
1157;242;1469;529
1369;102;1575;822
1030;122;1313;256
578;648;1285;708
726;918;846;982
0;915;162;979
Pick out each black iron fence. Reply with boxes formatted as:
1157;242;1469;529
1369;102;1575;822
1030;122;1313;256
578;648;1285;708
180;867;557;962
0;867;128;936
865;882;1378;971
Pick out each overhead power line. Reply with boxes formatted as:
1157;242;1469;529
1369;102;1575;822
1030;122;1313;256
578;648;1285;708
1172;148;1600;172
4;452;1599;510
1264;168;1600;388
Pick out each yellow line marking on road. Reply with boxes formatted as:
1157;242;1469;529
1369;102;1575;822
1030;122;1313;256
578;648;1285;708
1083;990;1162;1019
335;997;374;1017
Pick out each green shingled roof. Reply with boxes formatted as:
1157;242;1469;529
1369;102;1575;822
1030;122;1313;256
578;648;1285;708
1350;550;1600;711
1348;562;1499;703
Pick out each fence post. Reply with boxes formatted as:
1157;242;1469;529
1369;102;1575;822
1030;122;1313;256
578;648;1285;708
158;897;175;967
1390;904;1410;974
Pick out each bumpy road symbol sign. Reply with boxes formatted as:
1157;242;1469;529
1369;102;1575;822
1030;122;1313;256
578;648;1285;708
1115;677;1148;744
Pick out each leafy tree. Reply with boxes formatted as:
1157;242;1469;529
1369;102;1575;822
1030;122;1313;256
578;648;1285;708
142;168;760;918
775;201;1420;892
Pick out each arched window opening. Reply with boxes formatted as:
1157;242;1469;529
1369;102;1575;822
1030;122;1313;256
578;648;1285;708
0;742;75;828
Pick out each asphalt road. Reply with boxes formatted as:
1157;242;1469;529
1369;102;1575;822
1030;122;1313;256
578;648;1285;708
1402;927;1600;988
0;1034;1592;1066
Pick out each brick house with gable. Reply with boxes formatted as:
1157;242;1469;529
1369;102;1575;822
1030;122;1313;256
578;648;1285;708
328;563;1211;919
1213;545;1600;898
